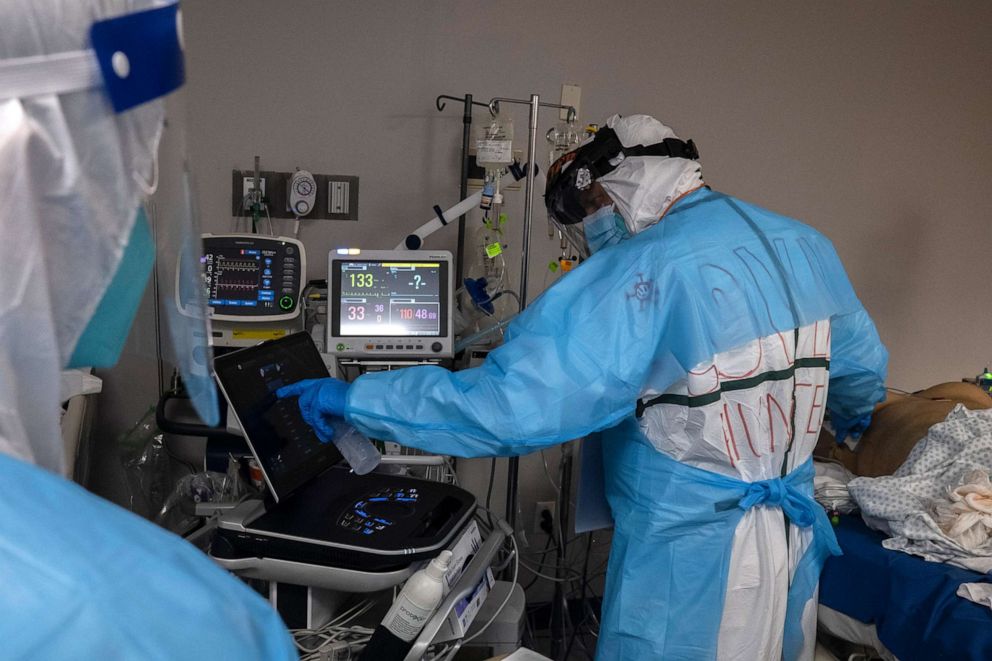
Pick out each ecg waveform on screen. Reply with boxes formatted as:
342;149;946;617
217;259;260;272
212;258;260;298
217;280;259;291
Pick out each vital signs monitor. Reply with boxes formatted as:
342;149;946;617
327;250;453;358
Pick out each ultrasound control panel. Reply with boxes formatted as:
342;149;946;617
213;467;477;571
201;234;305;322
339;487;421;537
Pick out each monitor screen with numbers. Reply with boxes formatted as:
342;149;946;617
327;250;453;359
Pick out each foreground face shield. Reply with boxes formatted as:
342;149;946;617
0;1;218;428
93;2;218;425
93;3;218;426
154;94;219;426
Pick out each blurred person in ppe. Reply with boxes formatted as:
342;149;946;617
280;114;887;659
0;1;295;658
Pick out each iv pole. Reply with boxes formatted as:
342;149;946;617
433;92;576;535
486;95;575;532
488;96;575;661
433;93;576;660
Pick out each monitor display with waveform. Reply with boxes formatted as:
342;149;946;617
211;257;262;302
199;235;304;318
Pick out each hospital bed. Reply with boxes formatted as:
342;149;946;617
818;514;992;661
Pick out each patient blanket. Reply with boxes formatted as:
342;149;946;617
848;405;992;572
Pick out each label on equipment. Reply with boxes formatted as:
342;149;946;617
248;458;264;489
485;242;503;258
443;520;492;637
476;139;513;164
384;596;434;642
452;568;495;634
232;329;287;340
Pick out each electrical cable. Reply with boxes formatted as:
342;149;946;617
473;511;494;535
290;598;376;657
564;533;595;660
521;552;583;575
472;504;515;572
485;457;497;527
540;449;560;494
521;534;554;591
522;542;563;557
444;456;460;486
434;642;458;661
491;289;522;312
518;560;582;583
560;592;592;661
290;600;374;640
553;445;570;658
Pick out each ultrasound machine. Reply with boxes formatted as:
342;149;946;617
211;331;476;584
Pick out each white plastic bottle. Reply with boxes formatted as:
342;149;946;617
362;550;452;659
328;418;381;475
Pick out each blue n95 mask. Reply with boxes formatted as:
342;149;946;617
583;205;630;254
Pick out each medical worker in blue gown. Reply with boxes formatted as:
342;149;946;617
0;2;294;658
282;115;888;659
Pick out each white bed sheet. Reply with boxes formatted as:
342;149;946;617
817;605;898;661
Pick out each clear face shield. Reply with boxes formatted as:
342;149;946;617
90;3;218;425
113;4;219;426
98;4;220;425
545;125;700;258
152;91;219;426
0;1;218;427
547;176;617;259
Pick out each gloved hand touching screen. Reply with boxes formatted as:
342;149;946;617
277;377;351;443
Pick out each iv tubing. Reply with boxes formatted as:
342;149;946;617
454;316;516;353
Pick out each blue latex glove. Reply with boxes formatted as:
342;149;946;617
831;411;873;444
277;377;350;444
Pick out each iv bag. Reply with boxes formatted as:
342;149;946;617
547;120;581;165
475;113;514;169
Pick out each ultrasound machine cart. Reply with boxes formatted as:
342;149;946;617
209;332;515;653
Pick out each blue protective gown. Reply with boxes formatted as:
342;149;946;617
345;188;887;659
0;453;297;660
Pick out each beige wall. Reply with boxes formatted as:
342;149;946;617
181;0;992;390
96;2;992;583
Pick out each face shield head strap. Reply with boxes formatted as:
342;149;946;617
90;2;185;113
545;127;700;226
0;3;184;108
584;127;700;179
